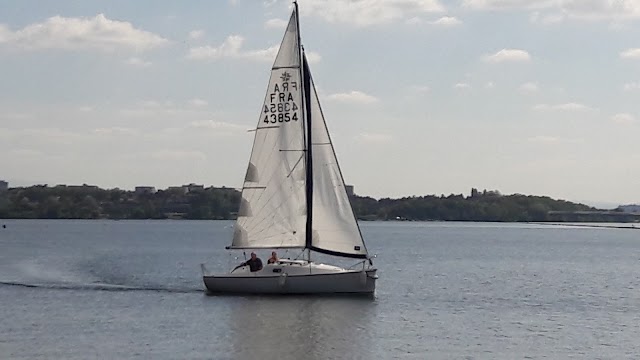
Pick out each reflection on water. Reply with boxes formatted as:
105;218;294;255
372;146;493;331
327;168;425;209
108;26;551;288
227;297;377;359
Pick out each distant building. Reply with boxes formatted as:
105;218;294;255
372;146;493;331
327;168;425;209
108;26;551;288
185;183;204;192
618;204;640;214
67;184;99;190
0;180;8;191
345;185;355;197
135;186;157;195
167;186;189;194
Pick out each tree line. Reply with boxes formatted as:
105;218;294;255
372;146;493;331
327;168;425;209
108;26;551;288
0;185;632;222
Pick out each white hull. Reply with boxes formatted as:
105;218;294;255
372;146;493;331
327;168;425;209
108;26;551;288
202;260;377;295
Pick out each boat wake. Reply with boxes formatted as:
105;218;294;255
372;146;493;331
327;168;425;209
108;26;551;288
0;280;204;293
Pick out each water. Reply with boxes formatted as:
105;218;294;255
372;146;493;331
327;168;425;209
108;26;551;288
1;220;639;359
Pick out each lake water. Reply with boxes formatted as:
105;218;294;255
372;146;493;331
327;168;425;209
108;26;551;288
1;220;639;359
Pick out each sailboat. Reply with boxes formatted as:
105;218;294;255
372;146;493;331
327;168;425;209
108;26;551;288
201;2;377;295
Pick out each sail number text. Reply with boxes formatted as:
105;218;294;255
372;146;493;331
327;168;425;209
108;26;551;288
263;74;299;124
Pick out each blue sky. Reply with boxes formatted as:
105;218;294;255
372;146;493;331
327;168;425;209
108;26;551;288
1;0;639;207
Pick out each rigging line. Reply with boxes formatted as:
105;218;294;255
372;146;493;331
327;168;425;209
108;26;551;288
241;121;306;219
240;155;304;228
250;230;295;242
272;65;300;70
242;194;298;235
242;124;290;207
244;145;306;220
242;64;302;203
245;213;299;248
249;125;280;132
241;183;305;236
240;79;306;224
242;180;306;237
244;229;293;248
286;153;305;179
242;99;305;208
241;162;304;228
244;70;305;208
243;70;281;187
241;173;300;223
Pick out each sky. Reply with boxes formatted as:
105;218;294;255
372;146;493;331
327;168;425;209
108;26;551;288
1;0;639;208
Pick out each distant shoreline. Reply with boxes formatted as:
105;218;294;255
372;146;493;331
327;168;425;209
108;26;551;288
1;185;639;223
1;219;638;228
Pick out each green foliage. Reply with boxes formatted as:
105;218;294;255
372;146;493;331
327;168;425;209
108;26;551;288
349;190;616;222
0;185;240;220
0;185;628;222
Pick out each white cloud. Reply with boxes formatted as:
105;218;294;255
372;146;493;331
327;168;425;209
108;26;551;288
355;132;393;144
303;0;445;27
264;18;288;29
187;35;322;63
519;82;539;93
150;150;207;162
187;35;273;61
464;0;556;10
8;148;45;157
527;135;560;143
611;113;636;125
326;90;379;104
454;83;471;90
188;98;208;107
530;11;565;24
483;49;531;63
410;85;430;92
22;128;84;144
533;102;596;112
620;48;640;59
484;81;495;89
559;0;640;21
125;57;152;67
0;14;168;52
93;127;137;135
527;135;583;144
188;30;205;40
0;112;32;120
465;0;640;23
623;82;640;91
431;16;462;26
78;106;94;112
120;100;201;118
188;120;249;134
304;51;322;63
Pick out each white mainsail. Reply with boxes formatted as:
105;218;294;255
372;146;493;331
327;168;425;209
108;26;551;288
305;55;368;258
230;10;307;249
230;5;368;259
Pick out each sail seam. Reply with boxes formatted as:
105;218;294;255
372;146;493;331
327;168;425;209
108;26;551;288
272;65;300;70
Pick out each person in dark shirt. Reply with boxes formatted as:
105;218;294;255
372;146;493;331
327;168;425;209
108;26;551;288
242;252;263;272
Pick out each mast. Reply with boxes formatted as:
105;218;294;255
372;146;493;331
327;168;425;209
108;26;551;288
294;1;314;251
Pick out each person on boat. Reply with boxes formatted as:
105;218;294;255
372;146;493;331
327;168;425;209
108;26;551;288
267;251;279;264
241;252;263;272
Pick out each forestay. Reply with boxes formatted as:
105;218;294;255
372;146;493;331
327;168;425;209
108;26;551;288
231;10;307;249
